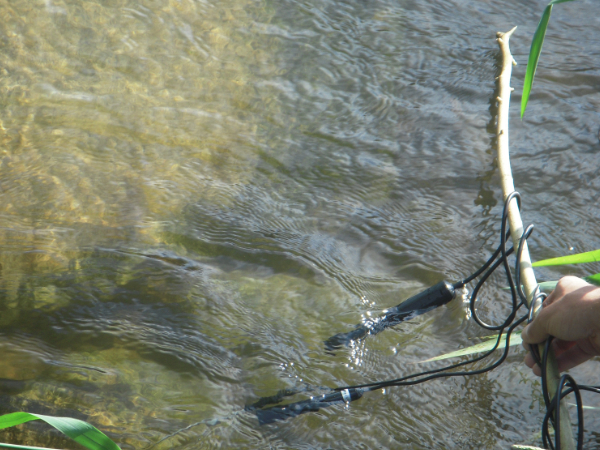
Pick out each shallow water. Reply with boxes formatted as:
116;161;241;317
0;0;599;448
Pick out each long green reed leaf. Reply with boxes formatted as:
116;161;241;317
0;443;62;450
521;4;552;119
543;274;600;289
0;413;120;450
586;273;600;286
520;0;577;118
418;331;522;363
541;274;600;288
505;274;600;294
532;249;600;267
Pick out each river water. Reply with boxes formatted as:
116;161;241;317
0;0;599;448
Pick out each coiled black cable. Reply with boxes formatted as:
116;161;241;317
252;192;600;448
335;191;529;393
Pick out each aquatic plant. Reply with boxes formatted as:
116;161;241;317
532;249;600;268
0;412;120;450
521;0;577;118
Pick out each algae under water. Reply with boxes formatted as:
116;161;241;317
0;0;599;448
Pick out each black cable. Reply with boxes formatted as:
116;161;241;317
252;193;528;418
254;193;527;408
335;314;527;393
526;288;599;449
542;338;552;407
537;333;599;450
468;249;516;329
515;223;535;304
250;191;600;449
327;192;530;393
453;231;511;288
501;193;521;310
541;373;585;450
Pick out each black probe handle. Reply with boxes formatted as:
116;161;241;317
254;388;364;425
324;281;455;350
385;280;456;316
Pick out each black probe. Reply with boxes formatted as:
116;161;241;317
250;388;364;425
324;280;459;350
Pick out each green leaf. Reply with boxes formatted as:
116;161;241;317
419;331;522;363
521;4;552;119
546;0;578;6
0;443;61;450
0;413;120;450
505;274;600;295
541;274;600;289
502;281;557;292
538;280;558;292
586;273;600;286
520;0;577;118
532;249;600;267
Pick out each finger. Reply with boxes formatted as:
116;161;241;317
523;351;535;369
552;339;577;355
554;345;594;373
541;284;559;307
521;321;550;345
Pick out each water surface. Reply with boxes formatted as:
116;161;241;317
0;0;599;448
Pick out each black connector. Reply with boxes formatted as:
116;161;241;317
324;281;456;350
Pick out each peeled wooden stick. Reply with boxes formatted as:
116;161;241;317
495;27;575;450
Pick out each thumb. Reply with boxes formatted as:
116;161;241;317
521;319;550;345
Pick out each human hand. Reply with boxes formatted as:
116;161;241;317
521;276;600;376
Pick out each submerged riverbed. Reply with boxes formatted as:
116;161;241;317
0;0;599;448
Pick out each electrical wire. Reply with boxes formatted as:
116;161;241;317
335;191;528;393
250;191;600;448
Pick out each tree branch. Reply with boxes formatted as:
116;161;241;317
495;27;575;450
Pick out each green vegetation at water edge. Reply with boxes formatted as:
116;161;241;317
0;412;120;450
